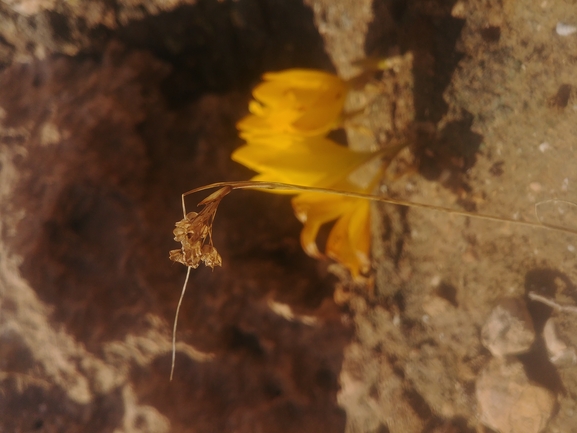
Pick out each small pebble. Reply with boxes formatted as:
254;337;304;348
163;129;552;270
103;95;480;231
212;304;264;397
422;295;453;318
529;182;543;192
451;1;466;18
481;298;535;357
543;317;577;367
476;357;556;433
538;142;551;153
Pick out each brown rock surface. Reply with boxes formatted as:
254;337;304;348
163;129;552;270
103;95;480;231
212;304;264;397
1;0;577;432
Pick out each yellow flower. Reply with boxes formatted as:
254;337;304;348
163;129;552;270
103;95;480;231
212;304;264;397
237;69;348;139
232;131;380;278
233;67;392;278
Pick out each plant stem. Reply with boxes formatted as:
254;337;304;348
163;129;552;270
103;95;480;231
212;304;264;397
181;181;577;236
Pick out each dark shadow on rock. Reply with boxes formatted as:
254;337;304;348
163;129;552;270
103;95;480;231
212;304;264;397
0;329;36;373
0;0;351;432
0;3;351;430
421;416;477;433
364;0;406;58
0;377;124;433
1;47;169;350
1;0;338;351
365;0;483;199
524;268;577;332
519;268;575;395
0;39;339;350
113;0;334;107
418;112;483;199
517;337;565;395
131;313;350;433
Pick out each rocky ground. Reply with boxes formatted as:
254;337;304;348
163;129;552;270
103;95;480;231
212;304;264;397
0;1;576;432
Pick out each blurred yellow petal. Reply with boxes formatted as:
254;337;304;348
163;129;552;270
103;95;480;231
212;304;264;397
292;192;371;277
326;200;371;277
292;192;352;223
291;97;344;134
231;136;376;189
347;200;371;260
292;193;355;258
248;100;265;115
256;69;345;106
237;69;348;137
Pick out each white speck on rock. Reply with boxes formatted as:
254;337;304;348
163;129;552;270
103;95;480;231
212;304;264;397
529;182;543;192
556;22;577;36
538;142;551;153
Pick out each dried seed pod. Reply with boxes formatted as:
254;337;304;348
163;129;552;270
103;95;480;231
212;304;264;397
169;187;231;269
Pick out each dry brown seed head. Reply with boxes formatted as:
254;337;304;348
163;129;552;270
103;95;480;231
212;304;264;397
169;187;231;269
201;245;223;268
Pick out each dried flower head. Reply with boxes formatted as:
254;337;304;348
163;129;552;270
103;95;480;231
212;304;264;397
237;69;348;139
169;187;231;269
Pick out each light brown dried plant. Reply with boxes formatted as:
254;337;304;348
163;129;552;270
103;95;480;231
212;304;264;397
169;186;231;270
168;182;577;379
168;186;231;380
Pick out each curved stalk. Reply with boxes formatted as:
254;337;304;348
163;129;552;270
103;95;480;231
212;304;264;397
181;181;577;236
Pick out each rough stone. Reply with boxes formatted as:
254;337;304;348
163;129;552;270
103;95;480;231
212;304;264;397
476;357;556;433
481;298;535;357
543;317;577;368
